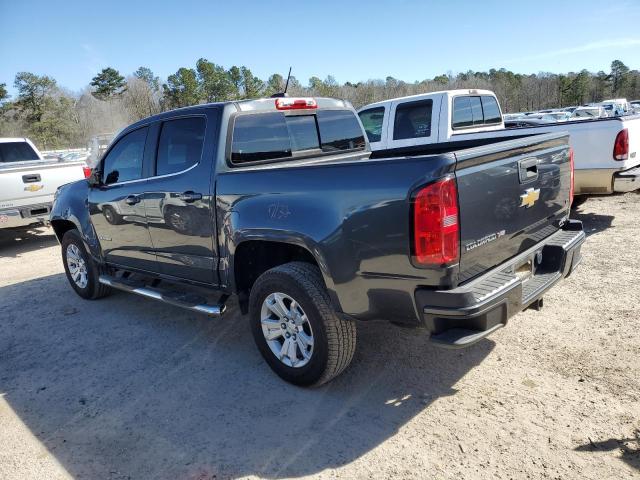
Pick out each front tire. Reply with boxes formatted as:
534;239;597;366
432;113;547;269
61;229;112;300
249;262;356;386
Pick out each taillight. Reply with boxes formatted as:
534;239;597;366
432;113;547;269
275;97;317;110
613;128;629;161
82;166;92;178
569;147;575;206
413;177;459;265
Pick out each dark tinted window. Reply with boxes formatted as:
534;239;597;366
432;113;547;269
481;96;502;124
285;115;320;152
452;97;473;128
470;96;483;125
317;110;365;152
393;100;433;140
231;112;291;163
453;95;503;129
0;142;40;163
156;117;206;176
358;107;385;142
102;127;147;184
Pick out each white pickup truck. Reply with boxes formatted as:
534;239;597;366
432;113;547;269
358;89;640;196
0;138;90;230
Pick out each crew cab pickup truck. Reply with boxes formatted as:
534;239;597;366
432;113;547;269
358;89;640;196
0;138;90;229
51;96;584;386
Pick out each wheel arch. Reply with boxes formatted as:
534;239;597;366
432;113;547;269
230;238;341;314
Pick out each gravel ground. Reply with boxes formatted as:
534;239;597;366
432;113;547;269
0;193;638;480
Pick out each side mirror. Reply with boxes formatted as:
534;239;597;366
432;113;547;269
87;169;102;187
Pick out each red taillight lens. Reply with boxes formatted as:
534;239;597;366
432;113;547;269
613;128;629;161
413;177;460;265
83;166;92;178
569;147;575;206
275;97;318;110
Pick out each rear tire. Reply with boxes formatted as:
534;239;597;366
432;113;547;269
61;229;111;300
249;262;356;386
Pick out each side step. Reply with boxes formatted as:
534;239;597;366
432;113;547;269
98;275;226;316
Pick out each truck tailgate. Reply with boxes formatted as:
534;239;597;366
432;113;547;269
455;133;571;283
0;161;86;209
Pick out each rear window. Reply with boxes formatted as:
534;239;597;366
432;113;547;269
316;110;365;152
231;110;364;164
0;142;40;163
358;107;385;142
481;96;502;124
452;95;502;129
393;100;433;140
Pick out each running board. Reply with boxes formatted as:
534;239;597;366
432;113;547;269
98;275;226;316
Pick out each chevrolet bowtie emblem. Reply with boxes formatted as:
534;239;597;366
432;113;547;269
24;184;44;192
520;188;540;208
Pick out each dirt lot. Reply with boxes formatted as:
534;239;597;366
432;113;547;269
0;193;639;480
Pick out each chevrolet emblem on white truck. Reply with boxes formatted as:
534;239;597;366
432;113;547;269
520;188;540;208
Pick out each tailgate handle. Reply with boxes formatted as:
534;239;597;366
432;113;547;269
22;174;41;183
518;158;538;183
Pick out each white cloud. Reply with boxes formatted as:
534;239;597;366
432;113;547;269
503;38;640;65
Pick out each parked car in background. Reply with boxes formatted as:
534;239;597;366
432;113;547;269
0;138;91;230
359;89;640;196
51;96;583;386
598;99;627;117
571;106;605;119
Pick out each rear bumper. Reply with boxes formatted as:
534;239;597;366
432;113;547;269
0;203;52;229
613;165;640;193
416;220;585;348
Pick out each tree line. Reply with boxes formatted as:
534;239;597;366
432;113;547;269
0;59;638;149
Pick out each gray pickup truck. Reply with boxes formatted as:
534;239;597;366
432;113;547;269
51;96;585;386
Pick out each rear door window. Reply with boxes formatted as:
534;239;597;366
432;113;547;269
393;100;433;140
156;117;206;176
102;127;148;184
358;107;385;142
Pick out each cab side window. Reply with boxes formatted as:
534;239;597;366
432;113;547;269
102;127;148;185
156;117;206;176
358;107;385;143
393;100;433;140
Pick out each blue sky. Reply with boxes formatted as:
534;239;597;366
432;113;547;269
1;0;640;96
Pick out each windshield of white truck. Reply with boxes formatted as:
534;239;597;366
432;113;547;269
0;142;40;163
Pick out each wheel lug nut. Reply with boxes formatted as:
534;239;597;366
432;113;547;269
292;335;297;340
285;333;290;338
281;323;286;329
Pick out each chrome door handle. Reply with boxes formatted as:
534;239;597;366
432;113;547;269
179;191;202;203
125;195;140;205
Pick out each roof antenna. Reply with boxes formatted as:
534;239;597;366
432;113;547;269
270;67;292;98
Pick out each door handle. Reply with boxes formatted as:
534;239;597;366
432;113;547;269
179;191;202;203
125;195;141;205
518;158;539;183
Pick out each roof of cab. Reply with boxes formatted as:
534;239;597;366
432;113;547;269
119;96;352;136
358;89;497;110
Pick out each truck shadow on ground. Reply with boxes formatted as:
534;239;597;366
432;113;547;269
0;273;493;479
570;208;614;238
0;226;58;257
574;431;639;472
